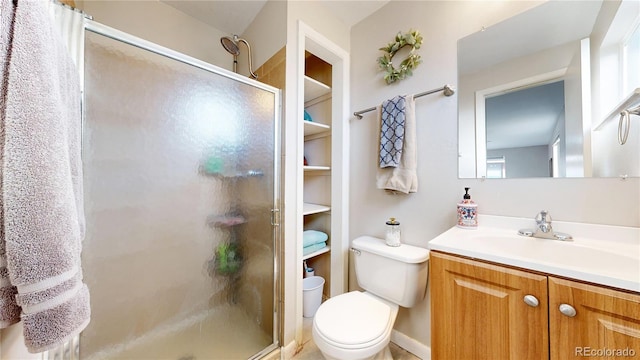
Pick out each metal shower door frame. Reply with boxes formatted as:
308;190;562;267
81;19;282;360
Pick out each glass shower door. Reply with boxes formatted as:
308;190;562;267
79;26;279;360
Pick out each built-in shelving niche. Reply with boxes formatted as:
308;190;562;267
302;52;333;294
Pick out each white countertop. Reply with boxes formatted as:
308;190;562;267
428;215;640;293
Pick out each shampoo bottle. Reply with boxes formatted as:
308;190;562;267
457;187;478;229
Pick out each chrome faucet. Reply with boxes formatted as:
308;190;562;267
535;210;554;238
518;210;573;241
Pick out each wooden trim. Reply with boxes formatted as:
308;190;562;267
59;0;76;7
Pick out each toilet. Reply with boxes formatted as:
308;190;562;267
312;235;429;360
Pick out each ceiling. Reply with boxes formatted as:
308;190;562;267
161;0;390;35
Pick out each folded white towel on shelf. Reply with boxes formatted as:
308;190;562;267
1;0;90;353
376;95;418;194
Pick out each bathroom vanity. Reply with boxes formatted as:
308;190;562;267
428;215;640;359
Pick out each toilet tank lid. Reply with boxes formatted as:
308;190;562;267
352;236;429;263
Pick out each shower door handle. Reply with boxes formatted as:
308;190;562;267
271;208;280;226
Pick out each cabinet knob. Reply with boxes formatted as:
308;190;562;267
523;294;539;307
559;303;577;317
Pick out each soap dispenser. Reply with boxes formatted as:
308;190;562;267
457;187;478;229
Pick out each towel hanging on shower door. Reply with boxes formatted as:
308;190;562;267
0;0;90;353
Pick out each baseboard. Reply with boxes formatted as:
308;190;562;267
391;330;431;360
281;340;298;360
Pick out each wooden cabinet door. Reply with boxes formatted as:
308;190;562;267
430;252;549;360
549;277;640;359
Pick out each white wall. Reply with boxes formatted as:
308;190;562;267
592;115;640;177
590;0;640;177
239;0;287;78
80;1;233;70
350;0;640;355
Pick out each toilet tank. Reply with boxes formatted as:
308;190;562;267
352;236;429;307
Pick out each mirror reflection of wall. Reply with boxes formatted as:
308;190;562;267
458;0;640;179
484;81;564;178
486;157;506;179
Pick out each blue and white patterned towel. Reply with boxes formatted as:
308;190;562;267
376;95;418;194
379;95;406;168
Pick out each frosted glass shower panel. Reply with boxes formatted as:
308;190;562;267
80;31;277;359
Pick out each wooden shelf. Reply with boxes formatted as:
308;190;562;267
303;203;331;215
304;76;331;102
304;120;330;137
303;245;330;260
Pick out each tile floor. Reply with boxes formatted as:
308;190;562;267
291;317;421;360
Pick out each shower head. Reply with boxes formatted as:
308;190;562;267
220;35;258;79
220;35;240;56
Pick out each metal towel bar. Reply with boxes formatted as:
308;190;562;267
353;84;455;119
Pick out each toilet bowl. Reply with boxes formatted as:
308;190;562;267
312;291;399;360
310;236;429;360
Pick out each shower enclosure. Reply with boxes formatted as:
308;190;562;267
78;22;280;359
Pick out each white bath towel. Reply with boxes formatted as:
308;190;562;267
376;95;418;194
1;0;90;353
0;0;23;330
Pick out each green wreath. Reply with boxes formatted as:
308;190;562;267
377;30;423;85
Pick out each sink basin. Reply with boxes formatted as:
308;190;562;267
429;215;640;292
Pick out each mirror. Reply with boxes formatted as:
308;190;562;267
458;0;640;178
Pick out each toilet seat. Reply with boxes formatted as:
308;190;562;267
313;291;397;350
